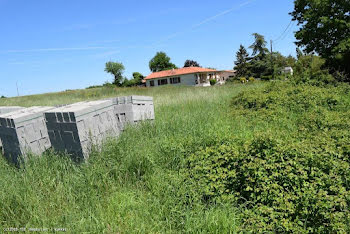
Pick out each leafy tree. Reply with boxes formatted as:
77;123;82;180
234;45;250;77
104;61;125;86
234;34;296;79
248;52;296;79
121;79;135;87
273;53;296;68
184;60;200;67
132;72;144;85
294;54;325;76
149;52;177;72
293;54;335;85
249;33;269;59
121;72;145;87
248;58;270;79
291;0;350;80
245;33;270;78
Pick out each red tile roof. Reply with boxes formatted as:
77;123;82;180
145;67;218;80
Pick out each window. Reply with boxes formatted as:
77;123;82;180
157;79;168;86
170;77;181;84
150;80;154;86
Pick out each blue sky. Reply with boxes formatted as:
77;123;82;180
0;0;298;97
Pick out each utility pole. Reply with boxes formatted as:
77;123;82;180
16;82;19;97
270;40;274;79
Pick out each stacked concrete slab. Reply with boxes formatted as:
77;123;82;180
0;106;25;115
0;96;155;164
0;106;53;164
45;99;121;161
0;106;26;154
111;95;155;127
45;96;154;161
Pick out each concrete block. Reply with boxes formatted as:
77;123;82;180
0;106;53;164
45;99;121;161
111;95;155;126
0;106;25;115
0;106;26;154
45;95;155;161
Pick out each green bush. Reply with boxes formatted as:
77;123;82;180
185;82;350;232
209;79;217;86
248;77;255;82
261;75;272;81
292;54;337;86
185;133;350;232
232;82;348;113
240;77;247;83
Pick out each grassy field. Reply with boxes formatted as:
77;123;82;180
1;82;350;233
0;83;264;233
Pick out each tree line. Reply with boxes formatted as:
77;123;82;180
103;52;201;87
234;33;296;80
103;0;349;87
234;0;349;84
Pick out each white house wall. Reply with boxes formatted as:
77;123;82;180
146;74;197;87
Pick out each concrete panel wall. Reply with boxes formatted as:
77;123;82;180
0;106;53;165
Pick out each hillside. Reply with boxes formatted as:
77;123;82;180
0;83;262;233
1;82;350;232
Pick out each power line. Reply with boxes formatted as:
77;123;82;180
150;0;257;47
280;21;296;41
273;20;293;42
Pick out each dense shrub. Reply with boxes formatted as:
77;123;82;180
292;55;337;86
209;79;217;86
248;77;255;82
261;75;272;81
185;82;350;232
185;135;350;232
232;82;349;113
240;77;247;83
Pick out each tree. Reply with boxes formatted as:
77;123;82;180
104;61;125;86
293;54;336;84
234;45;250;77
132;72;144;85
291;0;350;79
121;72;145;87
149;52;177;72
285;55;297;67
296;48;304;59
249;33;269;59
184;60;200;67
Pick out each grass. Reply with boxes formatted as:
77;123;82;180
0;83;264;233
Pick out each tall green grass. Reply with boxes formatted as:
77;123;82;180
0;83;263;233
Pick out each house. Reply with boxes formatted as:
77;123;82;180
219;70;236;84
145;67;226;87
282;67;294;75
